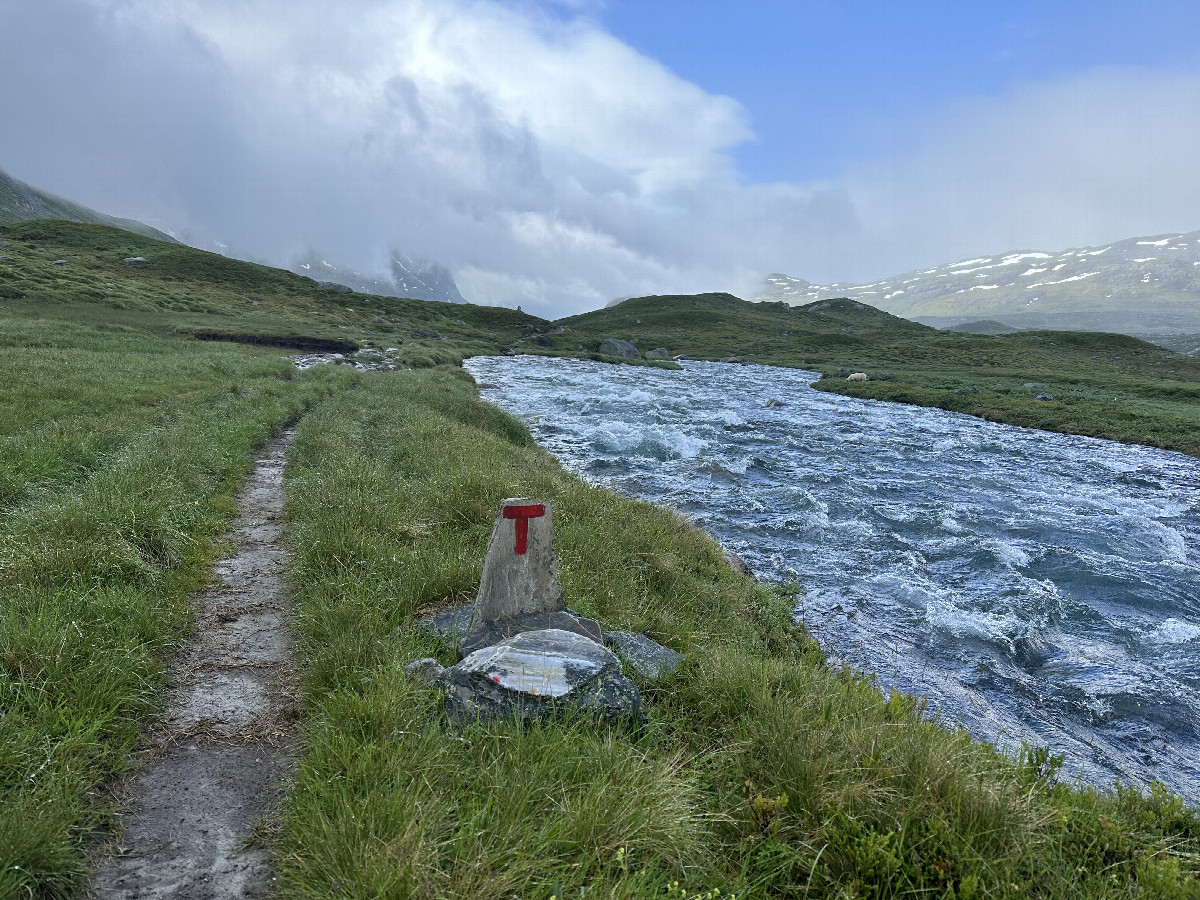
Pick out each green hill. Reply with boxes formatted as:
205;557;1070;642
0;168;179;243
543;293;930;363
0;219;545;365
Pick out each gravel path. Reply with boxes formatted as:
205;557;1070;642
91;430;299;899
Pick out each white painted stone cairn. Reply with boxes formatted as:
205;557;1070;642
408;497;688;724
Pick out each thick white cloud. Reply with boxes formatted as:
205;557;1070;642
1;0;1197;315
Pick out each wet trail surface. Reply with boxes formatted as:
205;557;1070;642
91;431;297;899
466;356;1200;802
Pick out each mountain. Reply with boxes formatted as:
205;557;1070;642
0;167;178;243
390;253;465;304
290;251;466;304
759;230;1200;334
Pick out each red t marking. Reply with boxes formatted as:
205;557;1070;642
502;504;545;554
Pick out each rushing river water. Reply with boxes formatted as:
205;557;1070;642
465;356;1200;801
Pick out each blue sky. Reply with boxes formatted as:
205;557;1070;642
601;0;1200;183
3;0;1199;314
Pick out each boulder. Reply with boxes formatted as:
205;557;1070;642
765;398;787;408
318;280;353;292
52;259;66;266
1035;392;1054;401
645;347;670;359
423;602;476;640
604;631;683;680
442;629;640;724
723;550;756;580
457;608;602;658
123;256;150;265
422;599;603;658
356;348;383;359
598;338;640;359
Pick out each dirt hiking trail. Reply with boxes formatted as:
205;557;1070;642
91;430;299;899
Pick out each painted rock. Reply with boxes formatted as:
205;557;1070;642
464;498;566;654
443;629;641;724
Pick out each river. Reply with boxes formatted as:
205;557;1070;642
465;356;1200;802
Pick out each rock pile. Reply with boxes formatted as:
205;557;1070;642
410;497;684;725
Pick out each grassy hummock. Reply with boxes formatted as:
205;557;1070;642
277;369;1200;899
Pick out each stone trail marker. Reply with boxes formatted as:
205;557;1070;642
460;497;601;658
474;497;564;621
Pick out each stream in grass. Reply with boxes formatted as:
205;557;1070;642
465;355;1200;802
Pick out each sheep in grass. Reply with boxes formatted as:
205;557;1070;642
846;372;868;382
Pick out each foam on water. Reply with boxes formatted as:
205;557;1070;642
466;356;1200;802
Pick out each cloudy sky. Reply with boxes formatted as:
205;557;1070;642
3;0;1199;316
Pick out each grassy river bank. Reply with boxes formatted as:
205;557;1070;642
2;221;1199;897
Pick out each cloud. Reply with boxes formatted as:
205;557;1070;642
842;67;1200;277
2;1;1198;314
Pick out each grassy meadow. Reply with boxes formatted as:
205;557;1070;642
1;219;1200;896
0;313;356;897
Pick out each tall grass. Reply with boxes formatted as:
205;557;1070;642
279;369;1200;898
0;316;356;898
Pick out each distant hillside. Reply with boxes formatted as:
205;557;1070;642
0;167;178;243
514;292;942;366
760;230;1200;334
0;219;544;367
946;320;1021;335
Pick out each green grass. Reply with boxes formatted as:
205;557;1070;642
0;314;357;898
277;369;1200;899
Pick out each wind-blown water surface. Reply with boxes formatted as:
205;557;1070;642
466;356;1200;801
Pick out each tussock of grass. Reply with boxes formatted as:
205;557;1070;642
280;369;1200;898
0;316;356;898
